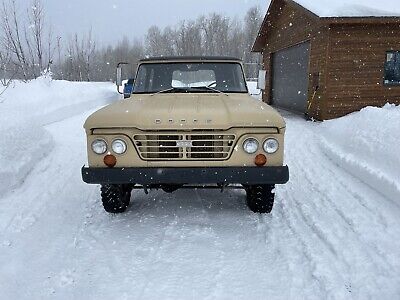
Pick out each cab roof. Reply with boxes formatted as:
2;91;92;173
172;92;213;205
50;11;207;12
139;56;243;63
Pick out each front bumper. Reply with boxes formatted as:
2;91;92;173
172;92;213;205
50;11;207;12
81;166;289;185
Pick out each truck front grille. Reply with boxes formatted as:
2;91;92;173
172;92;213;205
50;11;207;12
133;132;236;160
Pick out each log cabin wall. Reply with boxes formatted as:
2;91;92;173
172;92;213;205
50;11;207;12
325;23;400;119
259;0;329;120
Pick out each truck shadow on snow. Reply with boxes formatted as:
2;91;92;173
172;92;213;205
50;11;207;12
124;188;250;217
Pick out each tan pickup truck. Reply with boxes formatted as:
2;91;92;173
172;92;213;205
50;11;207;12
82;56;289;214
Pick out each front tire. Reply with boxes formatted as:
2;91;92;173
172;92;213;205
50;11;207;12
100;184;132;213
245;184;275;213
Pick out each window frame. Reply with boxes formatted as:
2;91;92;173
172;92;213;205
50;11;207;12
384;51;400;86
132;62;249;94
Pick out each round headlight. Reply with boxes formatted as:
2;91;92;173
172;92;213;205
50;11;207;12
263;138;279;154
112;139;127;154
243;138;259;154
91;139;107;155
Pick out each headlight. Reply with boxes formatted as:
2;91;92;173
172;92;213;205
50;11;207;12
243;138;259;154
91;139;107;155
111;139;127;154
263;138;279;154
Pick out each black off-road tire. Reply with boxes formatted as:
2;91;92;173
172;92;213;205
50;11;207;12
100;184;132;213
245;184;275;214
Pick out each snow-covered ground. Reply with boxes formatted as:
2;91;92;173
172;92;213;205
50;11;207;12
0;76;118;195
319;104;400;203
0;79;399;299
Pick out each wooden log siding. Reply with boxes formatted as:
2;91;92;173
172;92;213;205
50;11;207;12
254;0;400;120
325;23;400;119
258;0;329;119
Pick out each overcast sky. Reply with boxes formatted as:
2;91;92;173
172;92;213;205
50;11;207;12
35;0;269;46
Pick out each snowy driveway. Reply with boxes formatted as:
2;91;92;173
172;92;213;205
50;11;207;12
1;108;399;300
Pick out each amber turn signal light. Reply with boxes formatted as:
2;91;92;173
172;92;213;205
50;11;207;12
104;154;117;168
254;154;267;167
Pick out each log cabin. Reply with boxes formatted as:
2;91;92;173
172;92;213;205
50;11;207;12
253;0;400;120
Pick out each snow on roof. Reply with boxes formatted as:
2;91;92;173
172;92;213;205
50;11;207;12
294;0;400;17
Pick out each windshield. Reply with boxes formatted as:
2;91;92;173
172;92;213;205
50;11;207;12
133;62;248;94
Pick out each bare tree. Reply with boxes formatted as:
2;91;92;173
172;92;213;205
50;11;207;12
1;0;54;80
28;0;45;73
0;45;12;86
1;0;29;79
227;18;245;58
80;29;96;81
199;14;230;56
53;35;63;79
146;26;176;57
145;26;163;56
63;30;96;81
243;6;263;79
161;26;176;56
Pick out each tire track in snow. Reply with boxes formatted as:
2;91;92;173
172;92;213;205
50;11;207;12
109;189;219;299
307;161;399;273
283;117;400;297
290;124;398;275
276;197;330;298
193;189;228;300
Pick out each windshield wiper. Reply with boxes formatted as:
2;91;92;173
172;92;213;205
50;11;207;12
152;86;228;96
152;87;190;95
194;86;228;96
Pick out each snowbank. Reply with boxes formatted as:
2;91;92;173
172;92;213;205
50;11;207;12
0;76;118;195
319;104;400;203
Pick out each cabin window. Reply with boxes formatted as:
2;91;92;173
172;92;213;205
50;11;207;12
384;51;400;85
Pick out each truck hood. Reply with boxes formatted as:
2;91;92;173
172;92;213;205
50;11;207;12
84;93;286;131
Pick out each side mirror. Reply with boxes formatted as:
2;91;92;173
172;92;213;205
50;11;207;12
257;70;267;90
116;66;122;86
115;62;129;94
116;62;130;94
